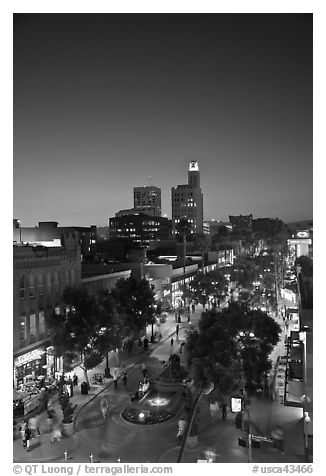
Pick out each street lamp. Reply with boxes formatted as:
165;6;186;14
231;395;252;462
177;381;214;462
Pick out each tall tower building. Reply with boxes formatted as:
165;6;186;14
172;161;204;236
133;186;162;217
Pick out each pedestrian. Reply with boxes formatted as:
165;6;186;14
51;423;62;443
22;424;32;451
73;374;78;387
192;303;195;313
122;371;128;388
19;419;27;441
209;401;219;421
176;324;179;336
171;338;174;347
187;314;190;323
100;396;109;419
29;416;41;437
141;363;147;378
177;417;187;444
221;402;227;421
113;375;118;389
175;312;178;322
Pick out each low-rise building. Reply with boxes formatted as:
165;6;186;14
81;263;132;296
13;220;97;258
13;234;81;388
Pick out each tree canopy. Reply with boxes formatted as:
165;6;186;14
190;269;228;307
110;275;156;339
46;287;105;383
185;302;281;396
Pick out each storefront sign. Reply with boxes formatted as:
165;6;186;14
288;239;311;245
231;396;243;413
14;349;45;367
296;230;309;238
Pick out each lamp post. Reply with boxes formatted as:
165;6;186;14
177;381;214;463
231;395;252;462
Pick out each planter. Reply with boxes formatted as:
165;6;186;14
186;435;198;448
62;421;74;437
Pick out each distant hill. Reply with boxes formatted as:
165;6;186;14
286;219;313;231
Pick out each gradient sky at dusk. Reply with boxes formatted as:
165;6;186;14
13;13;312;227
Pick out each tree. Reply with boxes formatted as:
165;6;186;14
95;290;124;373
46;287;104;386
190;269;228;307
185;303;281;396
295;256;313;278
230;256;258;291
110;276;156;342
193;233;210;267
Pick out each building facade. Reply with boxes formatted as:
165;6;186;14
13;220;97;258
172;161;204;236
134;186;161;217
109;212;169;246
229;214;253;233
81;264;131;296
13;235;81;389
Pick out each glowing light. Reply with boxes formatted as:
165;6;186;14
188;161;199;171
147;397;170;407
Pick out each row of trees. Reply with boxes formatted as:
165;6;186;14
185;302;281;399
189;269;229;308
46;276;158;384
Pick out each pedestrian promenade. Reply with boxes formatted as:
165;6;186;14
13;306;203;463
14;301;306;464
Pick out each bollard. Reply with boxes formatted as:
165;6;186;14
64;450;68;461
89;453;93;463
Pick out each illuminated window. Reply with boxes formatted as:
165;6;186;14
30;313;36;340
19;275;26;299
19;314;26;342
38;272;44;296
38;311;45;336
29;274;35;298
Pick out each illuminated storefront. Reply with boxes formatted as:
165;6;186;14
14;345;64;388
14;347;46;387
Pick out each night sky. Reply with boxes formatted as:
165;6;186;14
13;13;312;227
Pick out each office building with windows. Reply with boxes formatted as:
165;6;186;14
172;161;203;236
133;186;161;217
109;212;169;246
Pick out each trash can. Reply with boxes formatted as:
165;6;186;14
81;382;88;395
